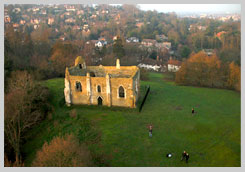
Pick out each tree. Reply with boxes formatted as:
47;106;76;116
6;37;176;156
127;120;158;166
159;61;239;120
32;134;93;167
4;71;50;165
176;51;222;88
167;29;180;49
227;62;241;91
180;46;191;58
113;37;125;58
149;50;157;60
50;41;80;76
4;39;13;92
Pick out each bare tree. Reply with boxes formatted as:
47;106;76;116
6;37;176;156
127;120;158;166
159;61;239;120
4;71;50;165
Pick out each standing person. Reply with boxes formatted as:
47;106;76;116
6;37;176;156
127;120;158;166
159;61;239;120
186;153;189;163
181;150;187;161
192;108;195;114
149;125;153;138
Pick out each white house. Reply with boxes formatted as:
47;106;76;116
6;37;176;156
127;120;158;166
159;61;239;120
167;60;181;72
95;40;107;48
141;39;157;47
126;37;139;43
138;63;162;72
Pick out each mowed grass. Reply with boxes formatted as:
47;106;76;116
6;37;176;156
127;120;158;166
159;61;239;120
22;72;240;167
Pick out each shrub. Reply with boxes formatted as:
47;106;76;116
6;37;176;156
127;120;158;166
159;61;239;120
32;134;93;167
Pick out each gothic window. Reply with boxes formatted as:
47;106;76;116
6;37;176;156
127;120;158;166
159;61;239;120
119;86;125;98
76;82;82;92
79;64;82;69
97;85;101;93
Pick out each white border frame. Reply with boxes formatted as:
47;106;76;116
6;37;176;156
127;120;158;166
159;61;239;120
1;0;244;171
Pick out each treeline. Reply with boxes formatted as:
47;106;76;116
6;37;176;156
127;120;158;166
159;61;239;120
4;24;144;82
175;52;240;91
4;25;82;81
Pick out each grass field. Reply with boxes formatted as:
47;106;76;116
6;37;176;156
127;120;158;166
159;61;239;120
22;72;240;167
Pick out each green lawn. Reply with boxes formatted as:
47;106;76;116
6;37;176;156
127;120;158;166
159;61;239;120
22;72;240;167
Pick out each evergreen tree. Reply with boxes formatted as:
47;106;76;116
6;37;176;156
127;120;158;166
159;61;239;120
113;37;125;58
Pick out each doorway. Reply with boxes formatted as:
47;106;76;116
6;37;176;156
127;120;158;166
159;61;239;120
98;97;103;106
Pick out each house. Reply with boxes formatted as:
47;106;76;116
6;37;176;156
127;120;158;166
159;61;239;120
156;34;168;41
64;12;71;16
73;25;81;30
137;58;166;72
12;8;21;13
40;9;47;15
162;42;171;49
168;59;181;72
64;57;140;108
66;5;76;12
77;10;84;15
4;15;11;23
90;14;97;19
31;19;40;24
188;24;195;31
59;35;66;41
20;20;26;25
113;36;118;41
202;49;215;56
48;18;55;25
65;18;76;23
138;63;163;72
101;10;109;14
141;39;157;47
32;7;40;12
136;22;144;28
197;26;206;31
189;24;206;32
126;37;139;43
33;24;39;30
95;40;107;48
83;24;89;30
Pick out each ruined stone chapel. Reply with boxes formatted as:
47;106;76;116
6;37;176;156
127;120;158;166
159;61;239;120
64;56;140;108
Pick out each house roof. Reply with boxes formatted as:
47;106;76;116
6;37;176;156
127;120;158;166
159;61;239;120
142;39;157;43
216;31;226;38
68;65;138;78
168;59;181;66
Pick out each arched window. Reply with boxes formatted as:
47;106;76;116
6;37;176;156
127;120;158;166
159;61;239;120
119;86;125;98
90;72;95;77
76;82;82;92
97;85;101;93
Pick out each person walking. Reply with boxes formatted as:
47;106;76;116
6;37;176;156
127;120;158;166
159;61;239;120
181;150;187;161
186;153;189;163
192;108;195;114
149;125;153;138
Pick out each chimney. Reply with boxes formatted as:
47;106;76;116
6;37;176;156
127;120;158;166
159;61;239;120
116;59;120;69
